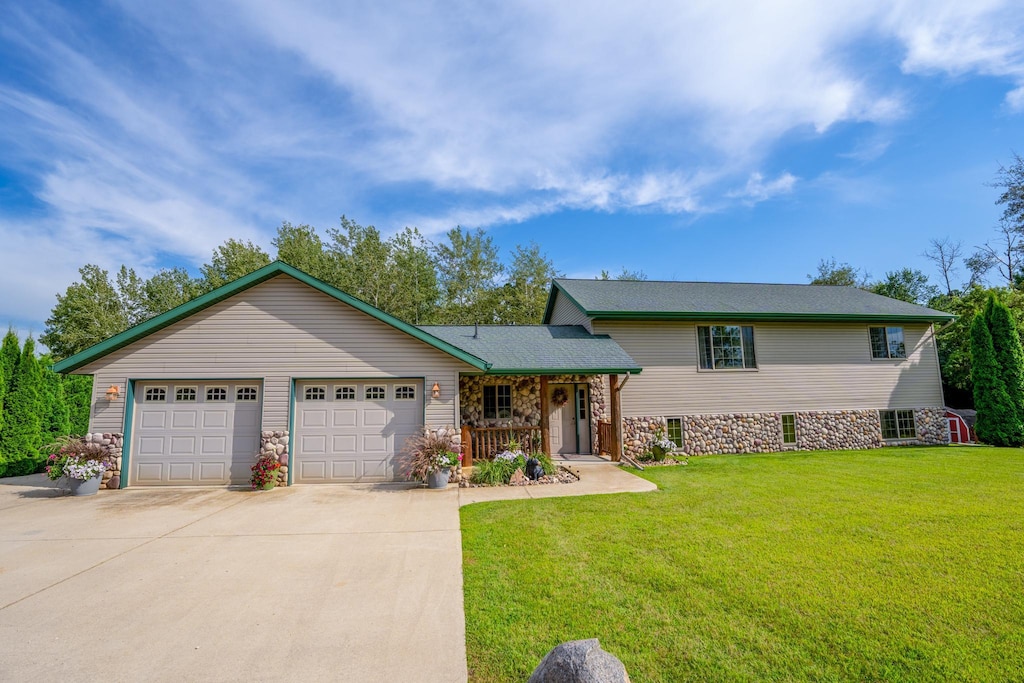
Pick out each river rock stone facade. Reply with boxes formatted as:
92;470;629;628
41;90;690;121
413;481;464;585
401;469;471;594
84;432;124;490
260;430;289;486
459;375;607;451
622;407;949;457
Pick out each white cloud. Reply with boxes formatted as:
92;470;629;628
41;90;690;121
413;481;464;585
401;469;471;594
729;172;798;204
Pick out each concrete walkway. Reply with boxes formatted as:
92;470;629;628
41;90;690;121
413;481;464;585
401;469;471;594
458;461;656;506
0;463;653;682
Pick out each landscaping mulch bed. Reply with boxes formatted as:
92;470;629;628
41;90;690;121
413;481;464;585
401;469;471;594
458;465;580;487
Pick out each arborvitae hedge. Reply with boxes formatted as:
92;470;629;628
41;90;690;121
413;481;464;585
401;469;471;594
985;297;1024;439
64;375;93;437
971;300;1024;446
2;338;43;476
0;329;19;437
40;364;71;449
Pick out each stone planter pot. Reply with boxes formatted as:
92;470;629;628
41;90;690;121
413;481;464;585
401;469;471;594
426;468;451;489
69;473;103;496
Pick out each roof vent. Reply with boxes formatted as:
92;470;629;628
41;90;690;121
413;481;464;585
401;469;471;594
474;323;479;339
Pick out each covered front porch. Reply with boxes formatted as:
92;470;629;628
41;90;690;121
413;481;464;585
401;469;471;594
456;373;629;467
417;323;642;468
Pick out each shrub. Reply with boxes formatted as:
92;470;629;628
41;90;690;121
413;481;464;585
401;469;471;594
401;426;461;481
972;301;1024;446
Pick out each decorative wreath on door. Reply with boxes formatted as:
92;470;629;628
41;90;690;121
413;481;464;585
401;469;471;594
551;387;569;407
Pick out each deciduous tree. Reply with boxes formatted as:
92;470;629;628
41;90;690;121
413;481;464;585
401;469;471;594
200;239;271;290
807;258;869;287
435;227;504;324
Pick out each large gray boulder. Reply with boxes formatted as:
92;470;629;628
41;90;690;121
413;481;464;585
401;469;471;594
528;638;630;683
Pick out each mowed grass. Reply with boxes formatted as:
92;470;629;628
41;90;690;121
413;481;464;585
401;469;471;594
460;447;1024;682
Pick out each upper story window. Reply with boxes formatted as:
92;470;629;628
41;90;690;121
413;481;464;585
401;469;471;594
483;384;512;419
697;325;757;370
870;327;906;359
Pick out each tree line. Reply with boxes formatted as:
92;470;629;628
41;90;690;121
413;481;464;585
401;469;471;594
0;330;91;477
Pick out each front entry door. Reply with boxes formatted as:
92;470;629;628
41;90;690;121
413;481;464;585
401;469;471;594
550;383;588;455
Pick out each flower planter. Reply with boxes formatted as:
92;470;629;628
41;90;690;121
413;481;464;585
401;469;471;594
426;468;451;489
260;480;276;491
69;473;103;496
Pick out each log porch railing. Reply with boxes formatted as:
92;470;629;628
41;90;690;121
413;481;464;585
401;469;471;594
462;426;543;466
597;420;613;456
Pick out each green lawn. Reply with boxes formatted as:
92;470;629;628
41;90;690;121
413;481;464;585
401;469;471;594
460;447;1024;682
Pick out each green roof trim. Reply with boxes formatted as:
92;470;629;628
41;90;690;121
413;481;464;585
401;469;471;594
543;279;954;323
53;261;491;373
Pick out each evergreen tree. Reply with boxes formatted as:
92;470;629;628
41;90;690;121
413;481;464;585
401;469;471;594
0;330;20;476
2;338;43;476
985;296;1024;442
64;375;93;436
39;359;71;448
971;306;1019;446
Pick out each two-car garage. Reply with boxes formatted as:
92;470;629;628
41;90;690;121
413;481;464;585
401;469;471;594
130;378;424;486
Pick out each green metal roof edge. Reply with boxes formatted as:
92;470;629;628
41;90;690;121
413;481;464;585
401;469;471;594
484;367;642;375
541;281;590;323
589;311;954;323
53;261;491;373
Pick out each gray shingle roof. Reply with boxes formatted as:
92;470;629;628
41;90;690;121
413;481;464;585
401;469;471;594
546;279;954;322
417;325;641;374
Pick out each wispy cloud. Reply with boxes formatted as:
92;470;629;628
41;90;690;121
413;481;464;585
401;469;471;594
1;0;1024;330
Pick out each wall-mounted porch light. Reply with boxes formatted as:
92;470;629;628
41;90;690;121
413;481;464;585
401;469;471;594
431;382;441;399
105;384;121;401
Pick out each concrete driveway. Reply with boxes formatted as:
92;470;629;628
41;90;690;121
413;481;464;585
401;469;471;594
0;477;467;682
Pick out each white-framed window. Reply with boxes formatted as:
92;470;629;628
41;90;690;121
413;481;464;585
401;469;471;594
304;386;326;401
395;385;416;400
365;385;386;400
781;413;797;445
144;386;167;402
880;409;916;439
175;386;197;402
236;386;259;402
483;384;512;419
335;386;356;401
869;327;906;359
666;417;683;447
206;386;228;402
697;325;757;369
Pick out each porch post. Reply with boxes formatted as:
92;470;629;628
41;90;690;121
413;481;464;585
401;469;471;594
540;376;551;456
609;374;622;462
461;425;473;468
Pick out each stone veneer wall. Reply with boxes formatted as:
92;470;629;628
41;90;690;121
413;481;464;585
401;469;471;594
85;432;124;490
459;375;607;452
260;431;290;485
622;407;949;458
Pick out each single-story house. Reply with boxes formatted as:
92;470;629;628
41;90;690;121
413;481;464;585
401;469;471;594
53;261;954;489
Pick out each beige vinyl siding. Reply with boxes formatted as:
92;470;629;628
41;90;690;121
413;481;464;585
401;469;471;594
548;291;592;331
80;275;474;433
593;320;943;415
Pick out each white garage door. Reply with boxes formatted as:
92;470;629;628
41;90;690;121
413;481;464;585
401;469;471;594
132;381;262;486
294;380;423;483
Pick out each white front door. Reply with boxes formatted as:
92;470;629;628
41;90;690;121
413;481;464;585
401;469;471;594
549;384;576;455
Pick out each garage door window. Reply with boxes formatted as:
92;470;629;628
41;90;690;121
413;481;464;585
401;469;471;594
236;386;259;401
395;385;416;400
305;386;326;401
145;387;167;402
206;387;228;402
365;385;386;400
175;387;197;402
335;386;356;400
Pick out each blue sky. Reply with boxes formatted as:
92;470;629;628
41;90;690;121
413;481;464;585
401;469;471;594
3;1;1024;341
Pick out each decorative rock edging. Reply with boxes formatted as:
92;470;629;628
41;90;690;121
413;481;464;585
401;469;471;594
85;432;123;490
260;430;289;486
622;407;949;457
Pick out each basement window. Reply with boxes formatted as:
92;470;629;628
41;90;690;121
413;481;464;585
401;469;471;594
666;417;683;448
880;409;916;439
781;413;797;445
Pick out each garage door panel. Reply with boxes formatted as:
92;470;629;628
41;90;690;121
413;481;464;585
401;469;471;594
132;381;262;486
332;435;357;452
140;412;167;429
294;380;423;484
168;463;196;482
202;410;229;429
362;409;388;427
169;436;196;454
171;411;198;429
332;409;357;427
331;461;357;479
136;463;163;483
